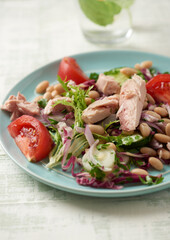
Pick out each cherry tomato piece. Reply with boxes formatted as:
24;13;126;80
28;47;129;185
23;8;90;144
8;115;53;162
146;74;170;104
58;57;89;84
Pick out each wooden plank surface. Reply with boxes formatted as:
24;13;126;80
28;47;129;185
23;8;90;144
0;0;170;239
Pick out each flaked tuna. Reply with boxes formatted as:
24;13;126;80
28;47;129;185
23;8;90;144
117;74;146;131
82;95;119;124
44;96;72;115
96;73;120;95
1;92;40;121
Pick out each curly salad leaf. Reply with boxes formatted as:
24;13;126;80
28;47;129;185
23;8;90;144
53;76;91;128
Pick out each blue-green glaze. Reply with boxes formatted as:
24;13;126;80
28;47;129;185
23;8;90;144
1;50;170;197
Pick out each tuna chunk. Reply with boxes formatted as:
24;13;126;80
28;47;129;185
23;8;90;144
82;95;119;124
96;73;120;95
44;96;72;115
1;92;40;121
117;74;146;131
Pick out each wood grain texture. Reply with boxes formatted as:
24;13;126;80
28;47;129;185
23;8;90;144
1;0;170;239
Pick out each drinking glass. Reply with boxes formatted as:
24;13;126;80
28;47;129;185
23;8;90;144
77;0;135;44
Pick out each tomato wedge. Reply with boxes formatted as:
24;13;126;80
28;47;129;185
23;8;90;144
58;57;90;84
146;74;170;104
8;115;53;162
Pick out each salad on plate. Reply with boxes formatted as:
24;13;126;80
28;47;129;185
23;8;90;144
1;56;170;190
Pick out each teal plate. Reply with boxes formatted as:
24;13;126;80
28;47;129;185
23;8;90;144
1;50;170;197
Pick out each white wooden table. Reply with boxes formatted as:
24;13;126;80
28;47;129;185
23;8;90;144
1;1;170;239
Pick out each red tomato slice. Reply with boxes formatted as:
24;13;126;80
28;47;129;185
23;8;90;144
146;74;170;104
8;115;53;162
58;57;90;84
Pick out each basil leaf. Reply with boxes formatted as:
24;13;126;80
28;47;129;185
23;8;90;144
79;0;121;26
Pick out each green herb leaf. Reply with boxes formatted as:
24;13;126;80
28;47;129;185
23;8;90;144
89;72;99;81
48;118;58;125
138;175;164;186
96;143;109;150
90;165;106;181
149;67;158;76
114;154;129;170
38;98;47;108
104;120;120;130
158;119;164;122
79;0;121;26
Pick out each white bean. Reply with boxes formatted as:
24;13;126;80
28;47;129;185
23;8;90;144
141;61;152;69
154;107;168;117
43;92;52;101
165;123;170;136
54;83;65;94
131;168;148;176
157;148;170;160
139;123;151;137
36;81;49;93
154;133;170;143
120;67;137;76
140;147;157;156
146;93;155;104
149;157;163;171
88;124;105;135
107;142;117;151
88;91;100;99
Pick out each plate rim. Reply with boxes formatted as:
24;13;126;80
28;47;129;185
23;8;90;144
1;49;170;197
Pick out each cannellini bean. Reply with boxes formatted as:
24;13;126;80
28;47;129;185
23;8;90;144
157;148;170;160
162;118;170;123
131;168;148;176
54;83;65;94
154;107;168;117
134;63;142;70
107;142;117;151
146;110;161;120
85;97;92;106
88;124;105;135
139;123;151;137
120;67;137;76
140;147;157;156
154;133;170;143
165;123;170;136
143;101;148;110
88;91;100;99
149;157;163;171
146;93;155;105
34;95;43;102
43;92;52;101
36;81;49;93
51;90;59;98
141;60;152;69
46;85;54;93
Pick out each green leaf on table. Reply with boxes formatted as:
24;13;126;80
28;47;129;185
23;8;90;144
78;0;121;26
